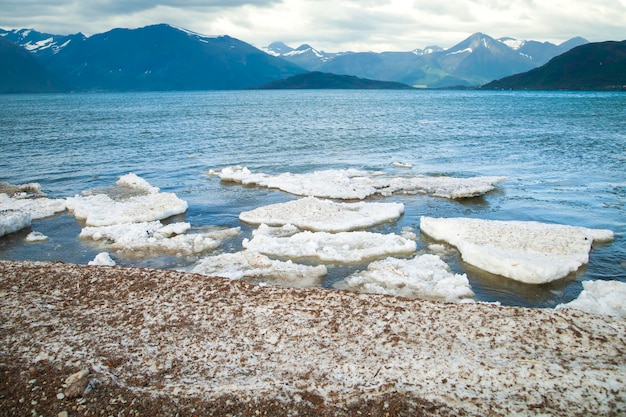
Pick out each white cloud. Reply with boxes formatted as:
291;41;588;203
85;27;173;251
1;0;624;52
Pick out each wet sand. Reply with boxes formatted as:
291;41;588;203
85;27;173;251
1;260;624;416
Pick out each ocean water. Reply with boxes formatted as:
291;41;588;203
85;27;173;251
1;90;624;308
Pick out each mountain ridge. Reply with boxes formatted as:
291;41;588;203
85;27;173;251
1;24;305;92
482;40;626;91
265;33;589;88
0;25;600;92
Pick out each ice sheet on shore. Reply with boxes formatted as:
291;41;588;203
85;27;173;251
239;197;404;232
79;221;240;256
557;280;626;318
243;224;416;263
209;166;505;199
337;254;474;302
192;250;327;287
420;217;614;284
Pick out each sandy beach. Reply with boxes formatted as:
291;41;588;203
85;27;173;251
1;260;624;416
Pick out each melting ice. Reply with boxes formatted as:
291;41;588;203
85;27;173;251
0;182;66;237
69;174;239;257
336;253;475;302
209;166;506;199
242;224;417;263
420;217;614;284
239;196;404;232
557;280;626;318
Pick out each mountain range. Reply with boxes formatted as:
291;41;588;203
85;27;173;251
263;34;588;88
0;24;302;91
0;24;600;92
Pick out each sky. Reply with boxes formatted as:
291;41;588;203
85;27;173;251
1;0;624;52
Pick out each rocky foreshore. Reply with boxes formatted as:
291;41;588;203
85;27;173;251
1;260;624;416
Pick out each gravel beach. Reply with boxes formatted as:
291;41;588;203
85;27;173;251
1;260;624;416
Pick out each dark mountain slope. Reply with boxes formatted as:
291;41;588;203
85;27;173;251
35;24;305;91
253;71;414;89
0;37;68;93
483;40;626;90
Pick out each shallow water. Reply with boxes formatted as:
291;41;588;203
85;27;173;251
1;90;624;307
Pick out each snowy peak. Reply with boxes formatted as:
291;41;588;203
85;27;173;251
264;41;337;68
0;28;85;55
498;37;526;50
263;41;294;56
446;32;506;55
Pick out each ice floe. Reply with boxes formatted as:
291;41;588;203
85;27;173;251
337;254;474;302
115;172;160;193
25;231;49;242
88;252;116;266
557;280;626;318
209;166;505;199
0;210;31;237
0;181;67;223
192;250;327;287
70;174;238;257
0;182;67;237
243;224;416;263
79;221;240;256
239;196;404;232
420;217;614;284
66;175;188;227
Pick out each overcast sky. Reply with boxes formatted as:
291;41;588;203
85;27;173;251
1;0;624;52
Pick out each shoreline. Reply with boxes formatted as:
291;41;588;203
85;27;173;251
1;260;625;416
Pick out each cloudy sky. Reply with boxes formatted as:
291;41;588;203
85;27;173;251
1;0;624;52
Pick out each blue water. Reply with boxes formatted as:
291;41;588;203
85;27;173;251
1;90;625;307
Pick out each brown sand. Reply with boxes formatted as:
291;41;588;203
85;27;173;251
1;260;624;416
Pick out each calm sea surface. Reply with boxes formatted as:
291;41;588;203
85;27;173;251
1;90;624;307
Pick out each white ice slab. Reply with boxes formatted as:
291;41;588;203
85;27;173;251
116;173;160;193
80;221;240;256
420;217;614;284
557;280;626;318
243;226;416;263
1;181;66;237
25;231;49;242
0;210;31;237
192;250;327;287
239;197;404;232
88;252;116;266
338;254;474;302
0;193;67;220
66;187;188;226
209;166;505;199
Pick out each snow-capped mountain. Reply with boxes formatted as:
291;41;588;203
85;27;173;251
1;24;305;91
0;28;86;56
1;25;589;91
263;42;340;70
0;36;69;93
265;33;588;88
